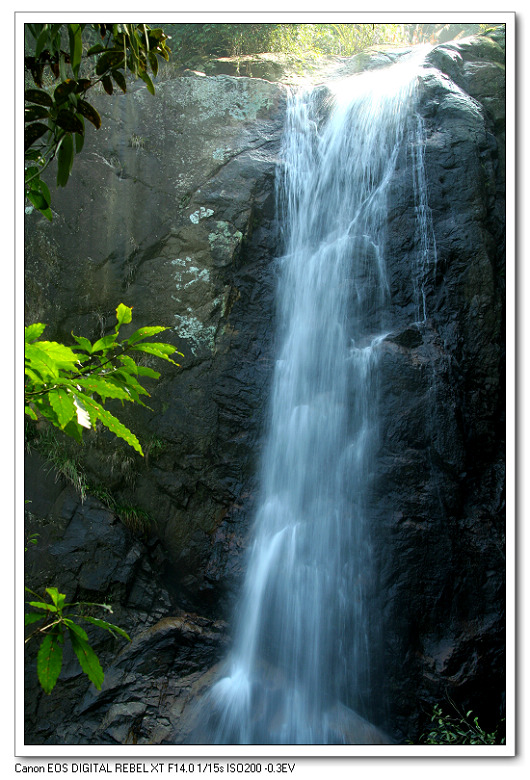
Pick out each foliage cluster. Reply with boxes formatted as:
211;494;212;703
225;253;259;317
160;22;488;68
418;703;505;745
25;586;130;694
23;25;176;699
24;23;170;219
25;303;181;457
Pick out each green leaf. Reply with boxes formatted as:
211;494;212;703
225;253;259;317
81;396;144;455
79;616;131;641
62;618;89;641
24;165;40;181
118;354;139;373
27;339;79;370
27;600;57;613
136;365;161;379
71;332;93;353
116;303;133;329
56;133;74;188
105;370;150;403
25;612;45;626
126;325;167;345
76;99;101;129
25;88;53;107
111;69;127;93
45;588;66;612
27;189;49;212
77;375;134;402
32;177;52;207
67;629;104;689
25;122;49;152
148;51;159;77
56;108;85;135
25;105;49;122
130;342;178;364
48;388;77;428
25;322;46;343
91;333;118;353
87;43;106;56
25;405;38;420
101;75;113;95
96;50;125;76
63;417;84;443
34;26;50;59
37;630;64;694
137;68;155;95
75;132;85;154
68;24;83;78
54;79;77;105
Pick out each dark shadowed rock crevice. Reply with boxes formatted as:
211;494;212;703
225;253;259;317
24;29;506;745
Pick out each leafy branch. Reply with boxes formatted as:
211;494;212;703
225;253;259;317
25;23;171;219
25;303;183;456
25;585;130;694
418;701;505;745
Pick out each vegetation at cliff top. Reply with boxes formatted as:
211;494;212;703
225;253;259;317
161;22;496;65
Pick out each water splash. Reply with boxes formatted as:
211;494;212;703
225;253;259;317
193;51;434;745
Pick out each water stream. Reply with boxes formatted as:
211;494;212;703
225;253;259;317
196;50;433;745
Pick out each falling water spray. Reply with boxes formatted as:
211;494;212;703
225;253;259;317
191;48;435;745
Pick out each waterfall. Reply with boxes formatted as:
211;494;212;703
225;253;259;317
193;50;433;745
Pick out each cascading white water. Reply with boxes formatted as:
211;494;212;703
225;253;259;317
195;50;433;745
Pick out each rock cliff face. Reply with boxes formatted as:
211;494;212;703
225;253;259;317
24;28;506;745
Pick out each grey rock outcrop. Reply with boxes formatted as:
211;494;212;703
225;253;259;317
24;28;506;745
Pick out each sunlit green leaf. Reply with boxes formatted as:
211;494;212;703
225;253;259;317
136;365;161;379
116;303;133;328
130;342;178;363
77;375;134;402
25;323;46;343
126;325;167;345
91;333;118;353
25;405;38;420
48;388;77;428
27;600;57;612
71;333;93;353
80;395;144;455
45;588;66;612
